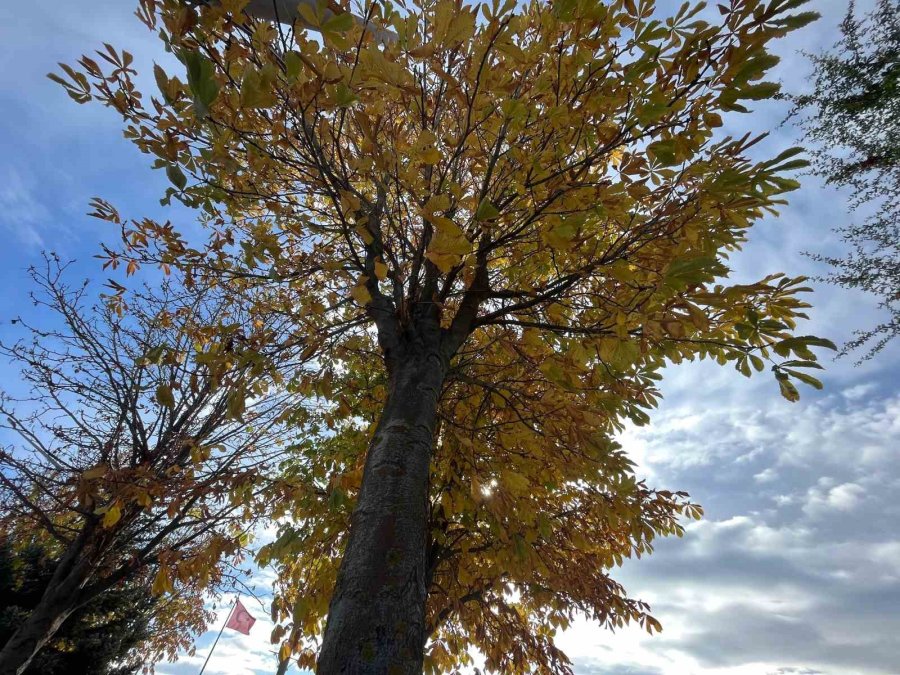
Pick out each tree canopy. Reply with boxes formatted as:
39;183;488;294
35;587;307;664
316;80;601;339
50;0;832;671
789;0;899;358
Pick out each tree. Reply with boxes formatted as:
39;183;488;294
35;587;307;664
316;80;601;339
789;0;899;358
0;259;305;674
0;533;152;675
55;0;831;672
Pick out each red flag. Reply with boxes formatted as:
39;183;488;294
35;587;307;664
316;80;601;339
225;599;256;635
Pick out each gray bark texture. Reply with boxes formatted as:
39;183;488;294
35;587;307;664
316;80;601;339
316;335;445;674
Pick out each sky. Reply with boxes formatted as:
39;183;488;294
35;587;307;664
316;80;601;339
1;1;898;674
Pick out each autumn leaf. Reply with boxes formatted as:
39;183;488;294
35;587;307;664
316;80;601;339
156;383;175;409
350;277;372;306
101;501;123;528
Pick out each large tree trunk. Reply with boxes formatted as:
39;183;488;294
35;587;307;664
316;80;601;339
317;341;445;674
0;543;91;675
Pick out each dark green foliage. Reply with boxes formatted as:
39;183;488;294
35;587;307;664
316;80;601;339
0;539;153;675
790;0;899;358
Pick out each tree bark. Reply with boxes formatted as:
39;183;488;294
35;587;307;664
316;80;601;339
0;542;91;675
316;340;445;674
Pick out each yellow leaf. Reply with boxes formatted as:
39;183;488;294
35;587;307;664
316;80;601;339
227;391;246;419
415;130;440;165
424;214;470;273
221;0;250;15
425;251;459;274
82;464;108;480
351;277;372;306
608;147;625;166
102;501;122;528
422;193;450;216
546;303;567;324
340;190;361;216
156;383;175;409
374;259;388;281
151;566;174;596
501;470;530;494
355;223;374;245
777;374;800;402
279;641;291;662
297;1;320;27
661;318;686;339
427;216;470;256
135;490;153;508
419;146;441;165
542;221;578;250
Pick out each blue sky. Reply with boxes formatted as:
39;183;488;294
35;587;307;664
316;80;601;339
1;1;898;674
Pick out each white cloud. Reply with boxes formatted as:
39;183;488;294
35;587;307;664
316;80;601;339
802;482;866;517
0;168;48;247
754;468;778;483
565;385;900;674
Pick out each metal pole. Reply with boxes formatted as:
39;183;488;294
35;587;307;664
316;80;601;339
197;595;239;675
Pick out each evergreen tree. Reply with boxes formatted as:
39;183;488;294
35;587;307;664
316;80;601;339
0;537;152;675
791;0;900;358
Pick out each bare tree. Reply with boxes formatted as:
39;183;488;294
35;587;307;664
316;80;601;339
0;257;305;674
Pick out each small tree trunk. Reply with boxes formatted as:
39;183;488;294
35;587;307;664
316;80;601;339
0;556;90;675
317;344;444;674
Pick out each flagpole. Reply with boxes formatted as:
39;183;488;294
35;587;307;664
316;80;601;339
198;594;239;675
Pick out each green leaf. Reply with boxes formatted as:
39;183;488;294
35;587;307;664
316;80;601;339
770;159;809;172
513;534;529;561
334;83;358;107
142;345;167;365
226;390;246;419
166;164;187;191
183;50;219;117
648;139;678;166
101;502;122;528
735;54;781;84
776;372;800;402
780;359;824;370
663;256;726;289
772;335;836;359
542;220;579;250
475;199;500;222
773;12;820;31
240;65;277;108
796;335;837;351
153;64;174;104
285;51;304;82
322;12;354;33
328;488;347;510
785;369;823;390
738;81;781;101
552;0;578;21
